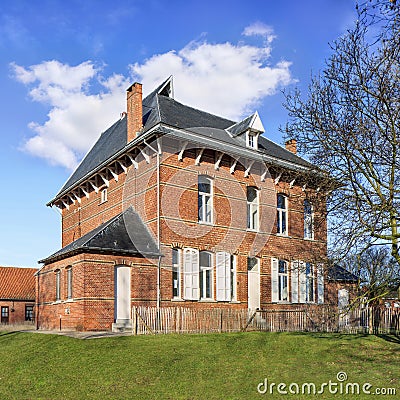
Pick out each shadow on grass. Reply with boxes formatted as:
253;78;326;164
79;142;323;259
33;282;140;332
376;333;400;345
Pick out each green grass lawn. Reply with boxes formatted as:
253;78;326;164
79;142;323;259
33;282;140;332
0;330;398;400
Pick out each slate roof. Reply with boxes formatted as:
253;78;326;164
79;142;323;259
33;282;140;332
0;267;37;300
40;207;161;264
328;265;359;282
51;77;312;203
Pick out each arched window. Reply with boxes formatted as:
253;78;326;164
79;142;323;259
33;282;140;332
304;199;314;239
199;251;213;299
55;269;61;301
66;266;73;300
247;187;259;231
277;194;288;235
198;176;213;223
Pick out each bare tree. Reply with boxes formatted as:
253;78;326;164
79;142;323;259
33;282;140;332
341;246;400;304
283;1;400;265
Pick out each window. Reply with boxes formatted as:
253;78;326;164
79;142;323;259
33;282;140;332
305;263;314;302
25;305;34;321
67;267;73;300
247;187;259;231
199;251;213;299
198;176;213;223
278;260;289;302
247;257;259;271
277;194;288;235
304;200;314;239
216;252;233;302
55;269;61;301
183;248;200;300
100;188;108;203
1;306;9;324
172;248;181;298
246;131;258;149
230;256;237;301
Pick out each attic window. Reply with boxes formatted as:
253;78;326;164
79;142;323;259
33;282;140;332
246;131;258;149
100;188;108;204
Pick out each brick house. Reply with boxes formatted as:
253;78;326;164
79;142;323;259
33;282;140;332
0;266;37;325
37;77;330;331
326;265;359;309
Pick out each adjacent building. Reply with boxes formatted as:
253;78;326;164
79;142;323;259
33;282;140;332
0;266;37;325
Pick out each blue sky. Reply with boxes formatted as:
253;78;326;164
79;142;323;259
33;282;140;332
0;0;357;268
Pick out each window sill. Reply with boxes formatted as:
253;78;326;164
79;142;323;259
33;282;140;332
98;201;108;206
303;237;315;241
53;300;62;305
276;233;290;238
246;228;258;233
199;299;217;303
229;300;240;304
65;299;74;303
198;221;213;226
171;298;184;302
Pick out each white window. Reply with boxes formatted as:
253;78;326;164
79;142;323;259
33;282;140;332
183;248;199;300
317;264;324;304
247;187;259;231
277;194;288;235
199;251;213;299
172;248;181;298
100;188;108;203
278;260;289;301
305;262;315;302
230;256;237;301
216;252;232;301
271;259;289;302
304;199;314;239
246;131;258;149
198;176;213;223
55;269;61;301
67;267;73;300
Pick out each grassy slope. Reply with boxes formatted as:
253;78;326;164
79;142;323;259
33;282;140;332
0;331;398;399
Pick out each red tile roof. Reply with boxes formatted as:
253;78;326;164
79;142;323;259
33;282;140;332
0;266;37;300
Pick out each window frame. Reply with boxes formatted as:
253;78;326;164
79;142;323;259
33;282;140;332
277;194;288;236
304;199;314;240
305;262;315;302
247;186;259;231
25;305;34;321
67;267;73;300
246;131;258;149
55;269;61;302
100;188;108;204
198;176;213;224
199;251;213;300
278;260;289;302
172;248;181;299
230;255;237;301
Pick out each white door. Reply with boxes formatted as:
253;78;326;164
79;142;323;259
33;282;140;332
248;258;260;310
115;266;131;322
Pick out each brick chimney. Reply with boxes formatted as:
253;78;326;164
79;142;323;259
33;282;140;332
126;82;143;143
285;138;297;155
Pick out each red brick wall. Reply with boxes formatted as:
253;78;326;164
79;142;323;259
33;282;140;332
44;136;328;331
0;300;34;325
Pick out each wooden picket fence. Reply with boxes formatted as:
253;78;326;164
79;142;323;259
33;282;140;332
131;305;400;335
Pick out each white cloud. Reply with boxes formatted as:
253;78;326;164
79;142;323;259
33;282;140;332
242;22;277;44
13;25;293;170
12;60;128;169
131;38;292;120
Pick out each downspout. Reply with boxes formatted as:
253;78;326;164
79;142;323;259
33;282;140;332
156;148;161;310
144;138;162;310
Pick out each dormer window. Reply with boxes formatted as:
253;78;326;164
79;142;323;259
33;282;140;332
246;131;258;149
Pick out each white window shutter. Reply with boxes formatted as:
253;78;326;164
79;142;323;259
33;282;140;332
183;248;199;300
317;264;324;304
291;261;299;303
271;258;279;302
216;252;231;301
299;261;306;303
